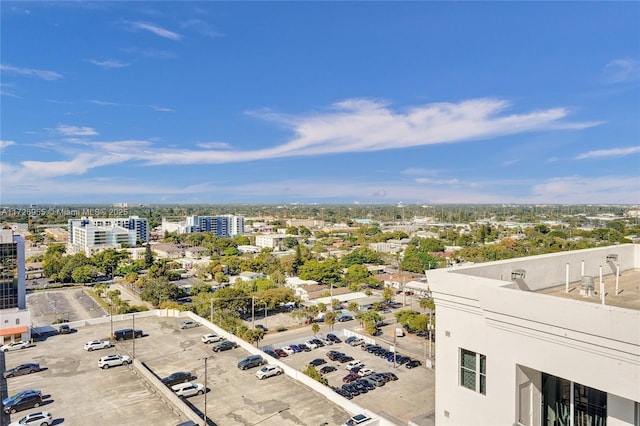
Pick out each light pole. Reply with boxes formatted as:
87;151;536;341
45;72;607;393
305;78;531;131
110;303;114;340
132;313;136;360
200;356;209;426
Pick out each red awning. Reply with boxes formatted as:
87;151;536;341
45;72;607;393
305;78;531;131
0;326;29;336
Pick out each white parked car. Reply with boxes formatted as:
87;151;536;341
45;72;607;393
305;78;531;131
8;411;53;426
317;337;333;346
179;321;200;329
304;340;318;350
98;354;131;369
357;368;374;377
345;360;364;371
201;333;224;344
1;341;30;352
255;364;283;380
84;340;113;351
171;382;205;398
282;346;295;355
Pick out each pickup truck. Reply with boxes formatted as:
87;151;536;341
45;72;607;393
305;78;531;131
84;340;113;351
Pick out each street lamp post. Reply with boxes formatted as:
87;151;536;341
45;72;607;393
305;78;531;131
110;303;114;340
132;313;136;360
203;357;208;426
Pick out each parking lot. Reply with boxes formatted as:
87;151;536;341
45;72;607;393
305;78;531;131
1;315;353;426
262;330;435;424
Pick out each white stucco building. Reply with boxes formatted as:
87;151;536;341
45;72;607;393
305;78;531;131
68;216;149;255
427;244;639;426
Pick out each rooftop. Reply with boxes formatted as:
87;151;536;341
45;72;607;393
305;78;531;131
537;269;640;311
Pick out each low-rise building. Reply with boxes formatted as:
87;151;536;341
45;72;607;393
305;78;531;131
428;244;640;426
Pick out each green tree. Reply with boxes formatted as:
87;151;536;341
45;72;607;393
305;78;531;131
324;311;337;331
302;365;327;386
311;323;320;335
419;296;435;312
382;287;395;303
144;244;154;268
347;301;359;313
298;258;343;285
140;277;180;307
71;264;99;283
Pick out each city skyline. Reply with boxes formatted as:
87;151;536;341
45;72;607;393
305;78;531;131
1;2;639;205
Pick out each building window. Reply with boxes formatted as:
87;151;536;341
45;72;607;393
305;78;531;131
460;348;486;394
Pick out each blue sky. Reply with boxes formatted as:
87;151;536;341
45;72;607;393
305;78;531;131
1;1;639;205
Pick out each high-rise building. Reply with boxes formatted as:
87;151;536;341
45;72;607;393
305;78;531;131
170;215;245;237
0;229;30;343
428;244;639;426
68;216;149;255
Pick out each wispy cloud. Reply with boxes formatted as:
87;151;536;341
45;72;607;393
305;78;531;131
604;58;640;84
197;142;232;149
131;21;182;40
501;159;520;167
180;19;224;39
529;175;640;204
576;146;640;160
415;177;461;185
402;168;439;176
0;140;16;150
6;98;601;179
150;105;174;112
56;125;98;136
0;64;62;80
89;59;130;69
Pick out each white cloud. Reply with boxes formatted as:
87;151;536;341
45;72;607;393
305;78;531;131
180;19;224;38
7;98;602;179
150;105;174;112
0;64;62;80
56;125;98;136
529;176;640;204
131;22;182;40
197;142;232;149
604;58;640;84
0;140;16;150
415;177;461;185
576;146;640;160
89;59;130;69
501;159;520;167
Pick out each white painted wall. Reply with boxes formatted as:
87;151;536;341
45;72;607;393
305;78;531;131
429;244;640;426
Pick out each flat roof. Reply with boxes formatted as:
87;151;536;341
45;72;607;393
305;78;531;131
537;269;640;311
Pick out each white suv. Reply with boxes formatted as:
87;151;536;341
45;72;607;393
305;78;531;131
201;333;224;343
98;354;131;369
172;382;205;398
255;365;283;380
345;360;364;371
84;340;113;351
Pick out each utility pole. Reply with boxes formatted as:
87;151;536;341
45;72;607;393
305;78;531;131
203;357;208;426
132;313;136;360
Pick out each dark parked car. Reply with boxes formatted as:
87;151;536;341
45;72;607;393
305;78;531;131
290;344;302;353
58;324;72;334
237;355;266;370
113;328;143;341
357;378;375;390
332;386;352;400
337;355;354;363
311;339;324;347
326;333;342;343
326;350;344;361
342;383;360;396
3;363;41;378
3;392;43;414
212;341;238;352
320;365;337;374
263;349;280;359
380;372;398;381
297;343;311;352
255;324;268;332
308;358;326;367
406;359;422;369
161;371;195;387
337;315;353;322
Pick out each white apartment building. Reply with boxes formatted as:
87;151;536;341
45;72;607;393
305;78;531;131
427;244;640;426
162;215;244;236
255;233;296;250
68;216;149;255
